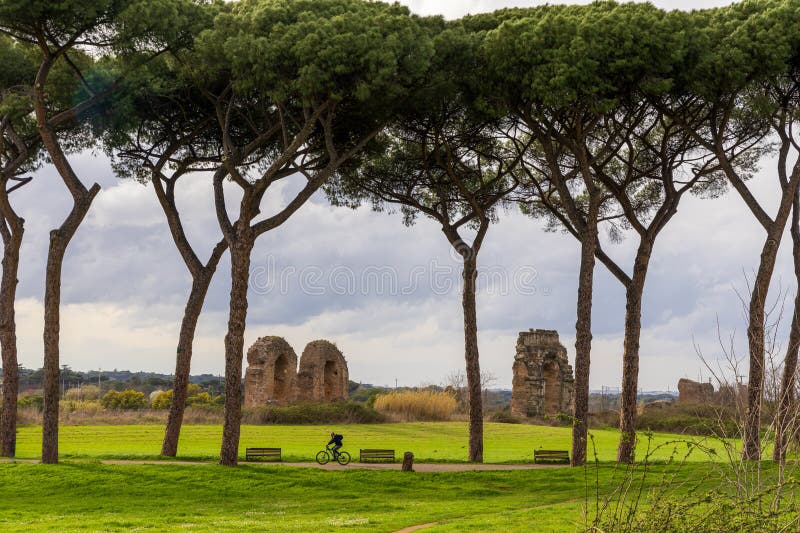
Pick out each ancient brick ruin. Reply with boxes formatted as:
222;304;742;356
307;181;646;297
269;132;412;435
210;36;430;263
511;329;575;418
677;378;714;404
677;378;746;407
297;340;349;402
244;337;349;407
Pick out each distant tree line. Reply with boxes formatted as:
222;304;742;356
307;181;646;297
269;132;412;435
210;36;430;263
1;0;799;467
3;364;223;397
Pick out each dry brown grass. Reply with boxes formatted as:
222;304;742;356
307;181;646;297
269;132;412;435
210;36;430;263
373;390;457;421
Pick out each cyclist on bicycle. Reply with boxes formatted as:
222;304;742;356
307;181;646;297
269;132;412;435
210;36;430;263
327;432;344;458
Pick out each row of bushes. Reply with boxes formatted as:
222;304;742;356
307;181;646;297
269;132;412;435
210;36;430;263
16;384;223;412
151;384;222;409
13;389;514;424
587;402;744;437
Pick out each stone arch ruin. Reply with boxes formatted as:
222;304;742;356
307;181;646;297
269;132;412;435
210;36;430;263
511;329;575;418
244;336;349;407
297;340;349;402
244;336;298;406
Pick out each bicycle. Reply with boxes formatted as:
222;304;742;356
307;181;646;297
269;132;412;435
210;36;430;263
316;445;351;465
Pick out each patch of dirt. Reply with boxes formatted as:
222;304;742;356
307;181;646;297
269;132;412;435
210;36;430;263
393;522;439;533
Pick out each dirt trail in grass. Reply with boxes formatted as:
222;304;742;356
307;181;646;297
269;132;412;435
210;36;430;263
0;458;564;471
393;522;438;532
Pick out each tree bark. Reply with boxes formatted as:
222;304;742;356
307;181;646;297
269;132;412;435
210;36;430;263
161;248;224;456
219;235;254;466
774;195;800;463
0;219;22;457
571;201;599;467
462;255;483;463
617;241;652;463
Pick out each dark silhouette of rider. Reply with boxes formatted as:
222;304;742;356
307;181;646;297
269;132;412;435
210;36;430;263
328;432;344;457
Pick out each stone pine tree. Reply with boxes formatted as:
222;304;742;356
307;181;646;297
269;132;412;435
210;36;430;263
108;56;228;457
185;0;433;466
588;106;726;463
0;0;202;464
486;2;689;464
485;3;647;466
0;35;39;458
110;85;227;457
668;0;800;461
330;25;523;463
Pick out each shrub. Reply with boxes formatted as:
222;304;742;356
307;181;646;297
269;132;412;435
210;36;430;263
636;403;740;437
151;390;173;409
100;389;148;410
372;390;457;421
150;385;217;409
17;394;43;410
242;402;384;425
489;409;521;424
187;391;213;406
64;385;100;401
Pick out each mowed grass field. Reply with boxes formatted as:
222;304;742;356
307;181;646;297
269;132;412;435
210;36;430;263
10;422;721;463
1;423;743;531
0;461;716;532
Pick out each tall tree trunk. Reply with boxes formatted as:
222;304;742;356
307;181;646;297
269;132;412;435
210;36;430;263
0;222;22;457
571;201;599;467
41;233;66;464
161;264;220;456
34;56;101;464
42;206;97;464
742;233;782;461
462;255;483;463
774;198;800;463
617;241;652;463
219;235;253;466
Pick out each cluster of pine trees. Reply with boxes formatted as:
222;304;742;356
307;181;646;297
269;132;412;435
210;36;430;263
1;0;800;467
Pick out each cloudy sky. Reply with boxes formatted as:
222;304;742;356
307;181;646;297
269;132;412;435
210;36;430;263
10;0;788;391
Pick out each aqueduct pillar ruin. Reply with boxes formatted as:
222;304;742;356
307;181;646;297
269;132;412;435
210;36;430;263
297;340;349;402
243;336;298;407
511;329;575;418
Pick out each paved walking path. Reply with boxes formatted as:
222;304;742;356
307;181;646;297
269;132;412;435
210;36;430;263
1;457;563;472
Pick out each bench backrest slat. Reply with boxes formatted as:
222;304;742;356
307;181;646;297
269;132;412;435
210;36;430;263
245;447;281;460
533;449;569;463
360;448;395;461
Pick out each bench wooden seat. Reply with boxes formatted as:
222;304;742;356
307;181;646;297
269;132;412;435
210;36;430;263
534;449;569;464
360;449;395;462
245;447;281;461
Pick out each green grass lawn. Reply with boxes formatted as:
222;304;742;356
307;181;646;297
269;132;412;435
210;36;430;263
3;423;785;531
0;460;715;532
12;422;723;463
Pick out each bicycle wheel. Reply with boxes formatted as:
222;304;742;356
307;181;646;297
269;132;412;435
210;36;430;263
336;451;351;465
316;450;330;465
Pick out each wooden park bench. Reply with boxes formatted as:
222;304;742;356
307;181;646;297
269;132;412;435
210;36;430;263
533;449;569;464
245;447;282;462
360;449;395;462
